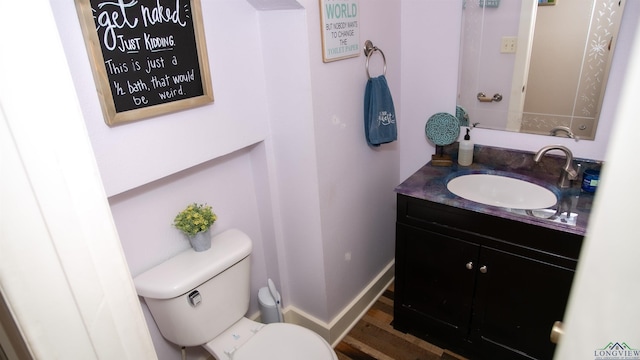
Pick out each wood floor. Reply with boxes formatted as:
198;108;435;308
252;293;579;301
334;283;467;360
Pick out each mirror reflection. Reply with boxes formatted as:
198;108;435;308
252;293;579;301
457;0;625;140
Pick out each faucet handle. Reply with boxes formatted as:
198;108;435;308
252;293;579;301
534;145;577;188
565;155;578;180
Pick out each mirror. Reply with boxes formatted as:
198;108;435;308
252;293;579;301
457;0;625;140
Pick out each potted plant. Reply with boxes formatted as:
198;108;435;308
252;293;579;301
173;203;217;251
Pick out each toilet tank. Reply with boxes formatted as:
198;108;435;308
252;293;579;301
134;229;253;347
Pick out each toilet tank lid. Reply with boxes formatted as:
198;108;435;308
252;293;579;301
133;228;252;299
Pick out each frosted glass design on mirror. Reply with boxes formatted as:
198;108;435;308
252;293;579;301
457;0;625;140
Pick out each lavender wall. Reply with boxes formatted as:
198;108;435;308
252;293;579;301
305;0;402;319
399;0;463;180
50;1;290;358
46;0;637;359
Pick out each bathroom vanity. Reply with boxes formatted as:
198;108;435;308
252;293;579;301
393;145;597;360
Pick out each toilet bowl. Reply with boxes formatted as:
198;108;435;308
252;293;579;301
204;318;337;360
133;229;337;360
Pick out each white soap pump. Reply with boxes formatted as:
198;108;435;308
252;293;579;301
458;128;474;166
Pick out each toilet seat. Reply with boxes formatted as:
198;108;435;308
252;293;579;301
233;323;337;360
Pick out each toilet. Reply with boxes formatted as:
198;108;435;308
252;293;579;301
134;229;338;360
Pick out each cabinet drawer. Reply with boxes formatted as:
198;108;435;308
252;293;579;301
397;194;583;262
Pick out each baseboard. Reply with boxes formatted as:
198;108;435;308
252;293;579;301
279;260;395;347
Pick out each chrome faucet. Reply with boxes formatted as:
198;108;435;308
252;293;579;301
550;126;576;140
533;145;578;188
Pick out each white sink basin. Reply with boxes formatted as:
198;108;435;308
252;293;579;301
447;174;557;209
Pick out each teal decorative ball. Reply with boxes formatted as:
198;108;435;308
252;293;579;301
425;112;460;146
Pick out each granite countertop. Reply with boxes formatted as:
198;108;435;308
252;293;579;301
395;144;601;236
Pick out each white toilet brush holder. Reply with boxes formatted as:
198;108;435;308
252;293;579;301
258;278;283;324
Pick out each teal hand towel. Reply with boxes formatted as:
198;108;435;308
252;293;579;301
364;75;397;147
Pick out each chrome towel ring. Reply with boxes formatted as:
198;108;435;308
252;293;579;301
364;40;387;79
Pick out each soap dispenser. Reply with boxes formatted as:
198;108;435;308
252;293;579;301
458;128;474;166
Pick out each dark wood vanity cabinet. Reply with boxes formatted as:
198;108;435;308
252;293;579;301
394;194;583;360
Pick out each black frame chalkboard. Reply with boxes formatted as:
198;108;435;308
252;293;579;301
75;0;213;126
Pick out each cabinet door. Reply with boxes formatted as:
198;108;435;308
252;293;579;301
472;247;575;360
395;224;480;340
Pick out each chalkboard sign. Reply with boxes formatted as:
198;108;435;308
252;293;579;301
76;0;213;126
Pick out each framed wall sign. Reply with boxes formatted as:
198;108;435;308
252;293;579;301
75;0;213;126
319;0;360;62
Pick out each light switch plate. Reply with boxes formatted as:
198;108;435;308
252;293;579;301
501;37;517;53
